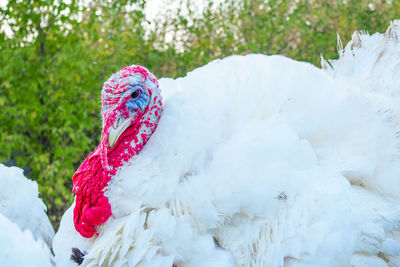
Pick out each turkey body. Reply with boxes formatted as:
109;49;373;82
54;23;400;267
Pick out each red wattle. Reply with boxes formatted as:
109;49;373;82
72;144;113;238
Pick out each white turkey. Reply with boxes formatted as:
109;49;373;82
53;21;400;267
0;164;54;266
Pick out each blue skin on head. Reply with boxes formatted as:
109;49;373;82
126;85;150;113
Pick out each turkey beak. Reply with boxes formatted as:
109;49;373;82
108;116;133;149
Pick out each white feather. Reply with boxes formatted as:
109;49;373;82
0;164;54;266
0;213;53;267
0;164;54;246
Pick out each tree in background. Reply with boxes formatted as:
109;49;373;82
1;0;399;227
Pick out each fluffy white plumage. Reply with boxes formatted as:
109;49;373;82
0;164;54;266
54;21;400;266
0;213;53;267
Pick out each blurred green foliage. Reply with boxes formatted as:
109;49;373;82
1;0;399;228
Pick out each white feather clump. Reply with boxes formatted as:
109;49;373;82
0;164;54;246
54;22;400;267
322;20;400;165
322;20;400;97
0;213;53;267
0;164;54;266
321;20;400;267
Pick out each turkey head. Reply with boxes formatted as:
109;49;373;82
72;65;162;238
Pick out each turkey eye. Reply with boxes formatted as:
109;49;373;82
130;89;141;100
